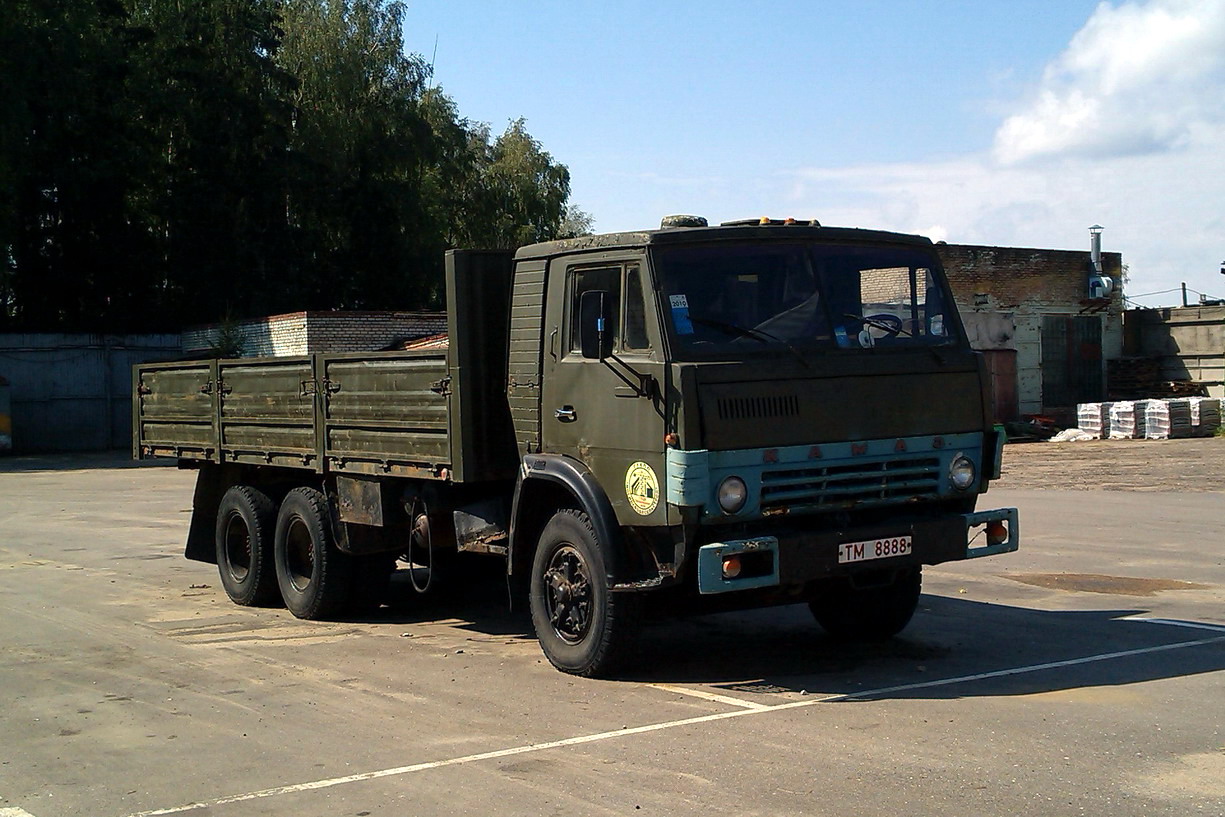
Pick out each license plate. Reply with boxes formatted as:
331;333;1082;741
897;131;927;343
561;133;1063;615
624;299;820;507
837;535;912;564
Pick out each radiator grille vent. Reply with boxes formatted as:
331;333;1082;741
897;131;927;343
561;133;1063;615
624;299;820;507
716;394;800;421
760;456;942;512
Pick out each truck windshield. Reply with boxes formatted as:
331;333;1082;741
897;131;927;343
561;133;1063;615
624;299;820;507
652;242;957;359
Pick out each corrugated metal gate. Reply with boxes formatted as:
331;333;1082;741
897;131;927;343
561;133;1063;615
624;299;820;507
0;334;181;453
1041;315;1104;409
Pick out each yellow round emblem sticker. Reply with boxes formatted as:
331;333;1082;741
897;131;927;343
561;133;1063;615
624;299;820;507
624;461;660;516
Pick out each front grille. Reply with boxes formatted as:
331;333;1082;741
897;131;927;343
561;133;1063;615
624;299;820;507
760;456;942;511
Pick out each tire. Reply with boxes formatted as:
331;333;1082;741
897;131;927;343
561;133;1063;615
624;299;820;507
529;509;639;677
809;567;922;641
274;487;352;620
215;485;279;606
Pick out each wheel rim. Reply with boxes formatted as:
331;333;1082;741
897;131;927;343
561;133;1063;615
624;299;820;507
222;512;251;581
543;544;593;644
285;517;314;592
407;511;434;593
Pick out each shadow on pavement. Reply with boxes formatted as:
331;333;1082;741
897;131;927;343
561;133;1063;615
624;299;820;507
0;450;172;473
361;576;1225;701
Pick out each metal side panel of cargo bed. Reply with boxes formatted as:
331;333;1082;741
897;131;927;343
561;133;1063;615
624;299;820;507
218;356;318;469
135;352;452;476
320;351;451;478
133;360;218;461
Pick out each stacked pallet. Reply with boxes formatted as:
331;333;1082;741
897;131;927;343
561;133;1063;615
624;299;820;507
1189;398;1222;437
1106;358;1208;399
1107;400;1153;439
1107;358;1162;399
1145;399;1194;439
1076;397;1219;440
1166;380;1209;398
1077;402;1114;439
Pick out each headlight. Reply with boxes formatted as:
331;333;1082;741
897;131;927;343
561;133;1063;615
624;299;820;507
717;476;748;514
949;455;977;491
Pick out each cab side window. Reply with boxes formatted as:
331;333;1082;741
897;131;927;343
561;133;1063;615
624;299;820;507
568;266;621;353
623;265;649;351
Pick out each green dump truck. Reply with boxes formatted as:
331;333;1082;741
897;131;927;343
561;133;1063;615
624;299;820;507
134;216;1018;676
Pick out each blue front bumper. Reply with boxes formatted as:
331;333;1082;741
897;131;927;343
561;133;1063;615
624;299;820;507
696;506;1019;595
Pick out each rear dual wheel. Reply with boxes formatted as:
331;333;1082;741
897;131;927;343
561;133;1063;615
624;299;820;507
274;486;352;620
215;486;279;606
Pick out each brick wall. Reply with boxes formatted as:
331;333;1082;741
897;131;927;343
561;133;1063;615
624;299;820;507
183;311;448;357
937;244;1124;312
936;243;1125;415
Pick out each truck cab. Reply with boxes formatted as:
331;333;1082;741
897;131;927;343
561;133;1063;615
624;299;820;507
508;217;1016;674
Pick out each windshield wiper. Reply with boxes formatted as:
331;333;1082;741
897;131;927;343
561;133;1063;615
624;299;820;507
688;316;811;369
689;316;771;343
842;312;914;338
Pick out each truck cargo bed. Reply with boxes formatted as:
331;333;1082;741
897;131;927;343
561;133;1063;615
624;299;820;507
134;250;520;483
134;351;453;478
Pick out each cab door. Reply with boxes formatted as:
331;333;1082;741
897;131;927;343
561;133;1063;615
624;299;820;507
540;253;668;525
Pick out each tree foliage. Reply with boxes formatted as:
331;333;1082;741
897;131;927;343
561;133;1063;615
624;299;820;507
0;0;581;332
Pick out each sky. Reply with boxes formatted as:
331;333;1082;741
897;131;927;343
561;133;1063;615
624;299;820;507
403;0;1225;307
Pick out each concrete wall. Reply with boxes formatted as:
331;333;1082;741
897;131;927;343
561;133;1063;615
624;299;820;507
0;334;182;453
1126;305;1225;398
182;311;447;357
937;244;1125;415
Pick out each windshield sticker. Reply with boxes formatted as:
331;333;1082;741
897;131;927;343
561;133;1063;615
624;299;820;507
669;294;694;335
625;461;660;515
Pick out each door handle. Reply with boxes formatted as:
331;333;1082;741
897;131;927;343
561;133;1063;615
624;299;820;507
554;406;577;422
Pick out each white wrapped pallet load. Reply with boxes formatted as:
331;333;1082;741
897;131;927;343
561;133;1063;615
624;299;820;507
1189;397;1221;437
1108;401;1139;439
1077;402;1112;439
1145;400;1170;439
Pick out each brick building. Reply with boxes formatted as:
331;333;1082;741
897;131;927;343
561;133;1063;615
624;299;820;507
935;243;1125;420
182;311;447;358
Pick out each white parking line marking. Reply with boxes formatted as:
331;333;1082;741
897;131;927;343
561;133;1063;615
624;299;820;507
122;700;838;817
122;632;1225;817
1123;616;1225;634
825;634;1225;701
649;683;771;710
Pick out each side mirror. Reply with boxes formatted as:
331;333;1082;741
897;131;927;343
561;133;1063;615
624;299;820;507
579;289;613;360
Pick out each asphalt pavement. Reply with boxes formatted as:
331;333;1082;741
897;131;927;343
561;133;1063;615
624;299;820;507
0;453;1222;816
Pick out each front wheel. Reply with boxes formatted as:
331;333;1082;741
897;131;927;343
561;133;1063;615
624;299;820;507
529;509;638;677
808;567;922;641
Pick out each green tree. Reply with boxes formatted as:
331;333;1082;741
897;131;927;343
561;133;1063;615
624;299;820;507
1;0;584;331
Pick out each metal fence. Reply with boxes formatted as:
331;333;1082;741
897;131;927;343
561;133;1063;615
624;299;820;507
0;334;182;453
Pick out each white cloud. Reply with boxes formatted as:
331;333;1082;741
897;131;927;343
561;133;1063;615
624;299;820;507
772;0;1225;306
781;137;1225;304
994;0;1225;164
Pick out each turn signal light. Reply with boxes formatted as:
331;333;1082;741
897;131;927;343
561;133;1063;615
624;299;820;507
987;521;1008;546
722;555;742;579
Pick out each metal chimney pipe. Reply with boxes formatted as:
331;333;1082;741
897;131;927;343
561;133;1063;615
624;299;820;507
1089;225;1103;275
